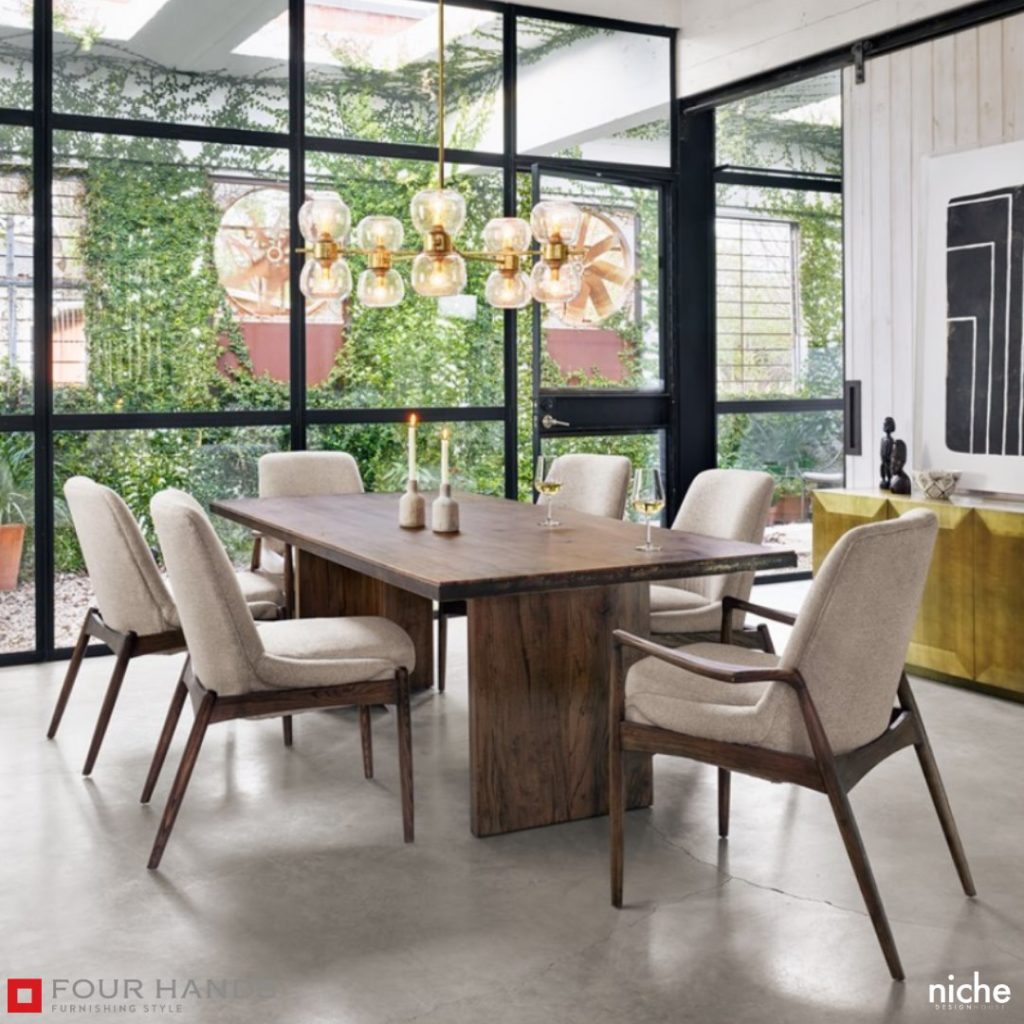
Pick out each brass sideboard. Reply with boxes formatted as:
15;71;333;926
812;489;1024;700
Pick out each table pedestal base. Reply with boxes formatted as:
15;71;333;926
467;581;653;837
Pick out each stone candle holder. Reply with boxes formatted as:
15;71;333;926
431;483;460;534
398;479;425;529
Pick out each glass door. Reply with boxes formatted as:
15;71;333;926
522;167;671;517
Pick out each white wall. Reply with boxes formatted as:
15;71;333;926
843;12;1024;487
678;0;981;96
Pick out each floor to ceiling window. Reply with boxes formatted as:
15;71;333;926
0;1;675;661
713;72;844;573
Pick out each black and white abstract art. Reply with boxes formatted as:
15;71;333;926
946;185;1024;456
919;141;1024;494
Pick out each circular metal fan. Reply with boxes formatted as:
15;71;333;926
214;187;297;318
553;207;634;326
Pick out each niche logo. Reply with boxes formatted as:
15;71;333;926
929;972;1012;1009
6;979;43;1014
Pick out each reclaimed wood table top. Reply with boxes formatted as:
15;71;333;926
213;491;796;602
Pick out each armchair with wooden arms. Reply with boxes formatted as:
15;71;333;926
608;510;975;982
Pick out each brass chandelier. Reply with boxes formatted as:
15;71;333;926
296;0;620;312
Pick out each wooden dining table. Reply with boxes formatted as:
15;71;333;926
212;491;795;838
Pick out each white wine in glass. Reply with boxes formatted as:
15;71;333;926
632;467;665;551
534;455;562;527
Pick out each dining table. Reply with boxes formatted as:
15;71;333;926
212;491;796;838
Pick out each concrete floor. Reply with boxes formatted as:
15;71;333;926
1;582;1022;1023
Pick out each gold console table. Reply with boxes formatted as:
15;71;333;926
812;489;1024;701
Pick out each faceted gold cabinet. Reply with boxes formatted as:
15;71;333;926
812;489;1024;700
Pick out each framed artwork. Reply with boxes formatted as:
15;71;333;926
917;140;1024;495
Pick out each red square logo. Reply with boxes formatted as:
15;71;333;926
7;979;42;1014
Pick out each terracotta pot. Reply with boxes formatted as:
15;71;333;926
0;522;26;591
767;495;804;525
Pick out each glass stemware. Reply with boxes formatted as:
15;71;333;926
534;455;562;527
632;467;665;552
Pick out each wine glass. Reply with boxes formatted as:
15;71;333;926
631;468;665;552
534;455;562;527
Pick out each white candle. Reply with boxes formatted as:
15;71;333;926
407;414;418;483
441;428;450;486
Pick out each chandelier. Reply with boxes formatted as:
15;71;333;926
296;0;628;312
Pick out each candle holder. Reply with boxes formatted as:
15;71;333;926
431;483;460;534
398;478;426;529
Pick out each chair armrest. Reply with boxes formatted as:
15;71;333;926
613;630;798;686
722;595;797;626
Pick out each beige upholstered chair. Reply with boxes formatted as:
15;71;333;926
536;453;632;520
609;510;974;981
650;468;775;649
252;450;364;580
143;488;415;869
47;477;284;775
436;452;632;692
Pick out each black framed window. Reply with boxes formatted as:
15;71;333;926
713;71;844;578
0;0;676;663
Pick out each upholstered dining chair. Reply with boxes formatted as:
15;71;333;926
608;510;974;981
46;477;285;775
650;468;776;651
436;452;632;692
251;451;364;606
144;488;415;869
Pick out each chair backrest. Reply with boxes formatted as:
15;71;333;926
540;453;631;519
258;451;364;498
669;468;775;602
151;488;264;696
63;476;178;636
780;509;938;754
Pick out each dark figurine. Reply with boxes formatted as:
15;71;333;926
890;439;911;495
880;416;896;490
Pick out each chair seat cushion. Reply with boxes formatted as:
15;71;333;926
625;642;800;751
237;569;284;607
255;616;416;690
649;584;723;634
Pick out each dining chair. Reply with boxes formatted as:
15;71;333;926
650;468;776;651
251;451;364;605
46;477;285;775
436;452;632;693
144;488;415;869
609;510;975;981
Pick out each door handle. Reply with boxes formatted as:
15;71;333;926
541;414;570;429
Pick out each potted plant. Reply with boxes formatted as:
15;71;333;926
0;442;33;591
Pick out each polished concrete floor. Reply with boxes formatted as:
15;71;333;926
2;583;1022;1023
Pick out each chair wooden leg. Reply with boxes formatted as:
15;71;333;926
395;669;414;843
47;611;91;739
148;692;216;870
756;623;775;654
825;786;905;981
359;705;373;779
899;678;975;896
82;636;135;776
609;643;626;908
718;767;731;838
437;612;447;693
282;715;293;747
140;665;188;803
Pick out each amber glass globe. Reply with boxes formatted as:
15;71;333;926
529;260;582;304
355;215;405;252
410;252;467;297
409;188;467;237
357;268;405;308
483;217;531;254
530;200;583;244
298;191;351;244
485;270;531;309
299;258;352;300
